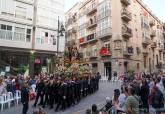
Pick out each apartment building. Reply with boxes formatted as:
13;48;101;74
66;0;165;77
0;0;65;75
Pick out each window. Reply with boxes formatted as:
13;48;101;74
83;48;87;58
159;52;162;60
144;56;147;68
45;32;48;37
142;31;150;39
98;17;111;29
0;24;12;40
1;24;7;30
15;6;26;19
14;27;25;41
51;35;55;45
91;45;97;56
141;16;149;29
97;0;111;20
26;29;31;42
1;0;14;15
79;29;86;38
53;38;56;45
44;32;49;44
7;26;12;31
105;43;111;52
36;38;41;44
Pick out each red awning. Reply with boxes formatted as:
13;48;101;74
79;38;85;43
99;47;111;55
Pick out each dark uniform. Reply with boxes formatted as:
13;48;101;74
33;80;45;106
21;85;29;114
49;82;55;109
53;81;58;104
55;82;62;111
61;82;68;110
43;82;50;108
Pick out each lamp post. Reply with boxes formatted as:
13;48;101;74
56;16;65;66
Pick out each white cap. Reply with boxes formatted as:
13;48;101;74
106;97;111;103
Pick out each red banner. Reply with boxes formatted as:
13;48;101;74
79;37;85;43
99;47;110;55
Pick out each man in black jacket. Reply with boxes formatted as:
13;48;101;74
49;79;55;109
42;80;50;108
33;79;45;107
61;80;68;110
21;82;29;114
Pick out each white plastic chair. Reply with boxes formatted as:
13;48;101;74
15;90;21;106
7;92;14;108
0;94;7;111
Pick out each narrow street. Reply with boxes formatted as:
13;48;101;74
1;82;121;114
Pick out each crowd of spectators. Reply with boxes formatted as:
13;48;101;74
85;72;165;114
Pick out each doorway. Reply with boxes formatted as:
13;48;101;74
124;61;128;74
104;62;111;78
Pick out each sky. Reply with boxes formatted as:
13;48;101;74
65;0;165;22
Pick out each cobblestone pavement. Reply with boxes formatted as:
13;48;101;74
1;81;121;114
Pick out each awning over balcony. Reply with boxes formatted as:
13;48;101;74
99;47;111;56
79;37;85;43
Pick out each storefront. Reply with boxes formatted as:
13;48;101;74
0;49;55;75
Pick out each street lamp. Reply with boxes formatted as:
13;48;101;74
56;16;65;68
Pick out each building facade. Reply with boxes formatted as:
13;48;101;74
0;0;65;75
66;0;165;77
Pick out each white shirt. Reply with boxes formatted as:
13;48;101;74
118;93;126;109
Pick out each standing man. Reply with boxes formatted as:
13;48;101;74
113;71;117;82
21;82;29;114
33;79;45;107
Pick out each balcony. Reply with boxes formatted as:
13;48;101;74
67;39;76;46
122;25;132;39
67;27;77;35
150;30;156;37
86;17;97;29
79;33;97;45
142;48;148;55
97;27;112;40
86;2;97;15
78;23;87;30
89;52;98;59
99;47;111;57
149;19;155;27
150;42;157;48
86;33;97;43
97;9;111;21
157;45;164;51
0;29;13;40
123;46;133;57
163;23;165;30
121;9;132;22
142;37;150;46
121;0;131;6
0;29;31;49
163;30;165;37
